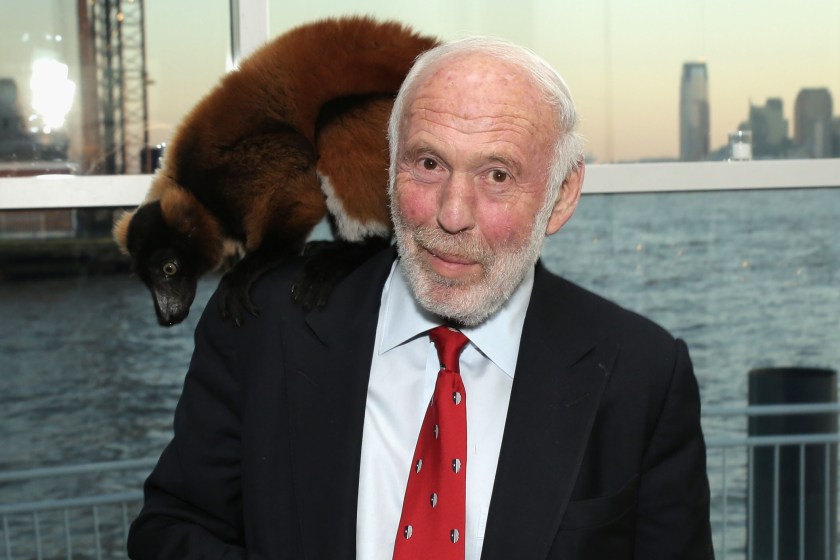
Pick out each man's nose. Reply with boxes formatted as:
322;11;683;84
436;173;475;234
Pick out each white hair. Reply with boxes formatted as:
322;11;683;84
387;36;584;208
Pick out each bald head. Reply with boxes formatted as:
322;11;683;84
388;37;583;203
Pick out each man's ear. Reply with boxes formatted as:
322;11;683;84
545;160;585;236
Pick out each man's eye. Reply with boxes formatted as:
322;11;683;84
421;158;438;171
490;169;509;183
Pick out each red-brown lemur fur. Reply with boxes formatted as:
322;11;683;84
113;16;438;326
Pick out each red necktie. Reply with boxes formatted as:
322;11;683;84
393;326;469;560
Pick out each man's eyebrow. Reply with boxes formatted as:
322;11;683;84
485;153;522;175
400;142;438;161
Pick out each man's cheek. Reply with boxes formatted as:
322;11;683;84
396;190;436;226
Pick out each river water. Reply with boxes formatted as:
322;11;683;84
1;187;839;557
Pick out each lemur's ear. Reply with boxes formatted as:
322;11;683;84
112;209;135;254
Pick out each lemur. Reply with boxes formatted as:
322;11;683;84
113;16;438;326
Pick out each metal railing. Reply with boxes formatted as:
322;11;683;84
0;459;155;560
2;405;840;559
704;403;840;560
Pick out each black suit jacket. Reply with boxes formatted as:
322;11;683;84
128;247;713;559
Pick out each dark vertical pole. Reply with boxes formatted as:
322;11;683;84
748;368;837;560
76;0;104;174
230;0;242;66
114;0;126;174
138;0;151;173
101;0;117;174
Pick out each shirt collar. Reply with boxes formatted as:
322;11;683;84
378;258;534;378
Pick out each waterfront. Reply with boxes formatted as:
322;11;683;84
2;186;839;466
0;187;839;557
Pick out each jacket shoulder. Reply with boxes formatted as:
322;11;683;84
534;263;679;350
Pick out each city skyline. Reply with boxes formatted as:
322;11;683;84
3;0;840;164
681;77;840;162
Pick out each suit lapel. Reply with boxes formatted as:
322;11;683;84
481;264;618;560
283;248;395;560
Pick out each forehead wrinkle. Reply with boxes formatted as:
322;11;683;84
411;96;541;128
407;106;541;146
401;65;554;178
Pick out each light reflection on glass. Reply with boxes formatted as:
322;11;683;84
29;58;75;130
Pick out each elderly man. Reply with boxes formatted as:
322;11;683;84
129;37;713;560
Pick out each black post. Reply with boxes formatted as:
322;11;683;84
748;367;837;560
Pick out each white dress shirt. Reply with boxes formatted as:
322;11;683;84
356;258;534;560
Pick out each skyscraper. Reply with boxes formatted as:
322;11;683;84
794;88;833;158
749;98;788;158
680;62;710;161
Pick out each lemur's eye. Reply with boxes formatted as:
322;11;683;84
162;261;178;277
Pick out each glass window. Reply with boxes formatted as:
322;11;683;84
544;187;840;401
3;185;839;558
1;1;79;175
1;0;232;462
269;0;840;163
1;3;229;554
545;186;840;558
1;0;229;177
3;2;839;556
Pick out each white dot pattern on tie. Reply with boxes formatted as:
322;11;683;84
393;326;470;559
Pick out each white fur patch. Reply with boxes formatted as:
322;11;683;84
319;173;390;241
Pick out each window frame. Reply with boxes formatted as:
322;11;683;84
2;159;839;211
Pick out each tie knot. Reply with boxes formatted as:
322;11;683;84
429;326;469;373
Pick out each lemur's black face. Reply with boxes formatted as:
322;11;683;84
140;246;197;327
127;202;205;326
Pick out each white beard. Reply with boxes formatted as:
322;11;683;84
392;200;551;327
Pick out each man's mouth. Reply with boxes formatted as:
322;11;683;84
427;248;476;266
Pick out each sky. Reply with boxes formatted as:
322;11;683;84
4;0;840;163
